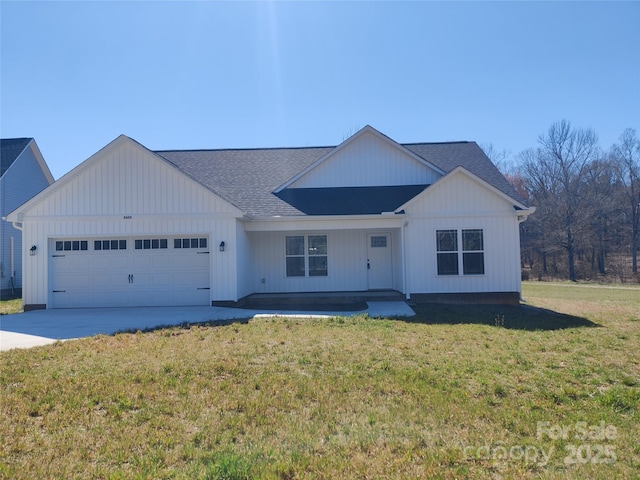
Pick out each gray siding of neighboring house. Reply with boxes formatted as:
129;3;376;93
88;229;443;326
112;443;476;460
1;143;52;295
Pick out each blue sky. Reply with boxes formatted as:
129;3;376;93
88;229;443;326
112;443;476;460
1;1;639;179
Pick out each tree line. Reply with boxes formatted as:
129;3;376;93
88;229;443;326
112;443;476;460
488;120;640;283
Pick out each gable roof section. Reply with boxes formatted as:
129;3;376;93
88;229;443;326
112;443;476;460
397;165;529;213
274;125;445;192
404;142;525;206
6;135;243;222
1;138;32;177
157;134;526;217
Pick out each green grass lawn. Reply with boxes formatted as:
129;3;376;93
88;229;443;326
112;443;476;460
0;282;638;479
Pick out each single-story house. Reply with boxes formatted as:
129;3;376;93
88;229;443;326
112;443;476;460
0;138;54;299
6;126;532;310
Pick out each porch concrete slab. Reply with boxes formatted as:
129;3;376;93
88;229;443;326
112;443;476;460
0;301;414;352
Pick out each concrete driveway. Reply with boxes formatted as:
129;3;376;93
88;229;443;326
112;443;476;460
0;302;415;351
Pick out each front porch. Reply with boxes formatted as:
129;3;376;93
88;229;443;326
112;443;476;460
214;290;406;311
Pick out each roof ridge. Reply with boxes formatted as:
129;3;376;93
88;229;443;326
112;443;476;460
153;140;471;154
403;141;472;146
154;145;335;154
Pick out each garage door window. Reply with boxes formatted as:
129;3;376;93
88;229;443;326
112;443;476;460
94;240;127;251
174;238;207;249
56;240;88;251
135;239;168;250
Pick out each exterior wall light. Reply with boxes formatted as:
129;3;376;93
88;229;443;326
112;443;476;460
30;245;37;256
219;241;225;252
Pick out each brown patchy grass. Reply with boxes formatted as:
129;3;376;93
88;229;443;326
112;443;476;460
0;299;22;315
0;282;639;479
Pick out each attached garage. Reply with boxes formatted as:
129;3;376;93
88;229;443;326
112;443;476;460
49;235;210;308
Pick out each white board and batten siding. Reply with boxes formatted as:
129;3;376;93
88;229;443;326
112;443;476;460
1;140;52;292
289;129;441;189
247;228;404;294
19;137;241;308
403;170;522;295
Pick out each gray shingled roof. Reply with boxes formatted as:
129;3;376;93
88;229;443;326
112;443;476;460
1;138;31;177
155;140;526;217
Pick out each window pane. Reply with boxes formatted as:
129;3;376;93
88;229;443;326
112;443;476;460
151;239;159;249
191;238;199;248
199;238;207;248
56;241;63;251
183;239;190;248
308;235;327;255
286;236;304;256
80;241;88;251
103;241;110;250
119;240;127;250
437;230;457;252
463;252;485;275
463;229;483;251
437;252;458;275
94;241;102;251
371;236;387;248
160;239;168;249
72;241;80;251
174;239;181;249
309;256;328;276
64;241;72;251
286;257;305;277
110;240;118;250
135;240;143;250
142;239;150;249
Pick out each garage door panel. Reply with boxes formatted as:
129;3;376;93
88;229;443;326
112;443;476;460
50;236;211;308
133;256;154;268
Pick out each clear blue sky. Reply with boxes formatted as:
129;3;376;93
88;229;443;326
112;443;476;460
1;1;639;179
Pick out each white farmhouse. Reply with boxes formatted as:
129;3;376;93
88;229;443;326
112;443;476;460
6;126;532;310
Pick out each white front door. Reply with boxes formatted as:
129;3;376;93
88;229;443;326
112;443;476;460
367;233;393;290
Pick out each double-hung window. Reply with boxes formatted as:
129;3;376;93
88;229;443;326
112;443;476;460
436;229;484;275
286;235;328;277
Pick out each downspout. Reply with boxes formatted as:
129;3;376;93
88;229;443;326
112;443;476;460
10;222;22;297
402;218;409;300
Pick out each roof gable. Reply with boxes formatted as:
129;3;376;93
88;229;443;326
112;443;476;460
276;125;444;191
397;166;528;214
7;135;242;221
1;138;32;177
404;142;526;205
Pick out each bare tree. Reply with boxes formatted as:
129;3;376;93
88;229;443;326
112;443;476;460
584;158;618;275
612;128;640;274
520;120;599;281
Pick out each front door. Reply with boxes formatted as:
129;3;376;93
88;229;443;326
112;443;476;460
367;233;393;290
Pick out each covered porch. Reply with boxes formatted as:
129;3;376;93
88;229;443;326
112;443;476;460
239;216;407;298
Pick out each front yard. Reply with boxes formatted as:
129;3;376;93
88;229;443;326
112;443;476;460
0;282;638;479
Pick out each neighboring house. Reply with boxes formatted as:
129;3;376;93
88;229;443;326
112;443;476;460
7;126;532;310
0;138;54;299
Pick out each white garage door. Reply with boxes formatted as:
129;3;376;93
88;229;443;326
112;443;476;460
50;236;210;308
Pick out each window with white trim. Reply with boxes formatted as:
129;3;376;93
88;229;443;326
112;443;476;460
285;235;328;277
436;229;484;275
